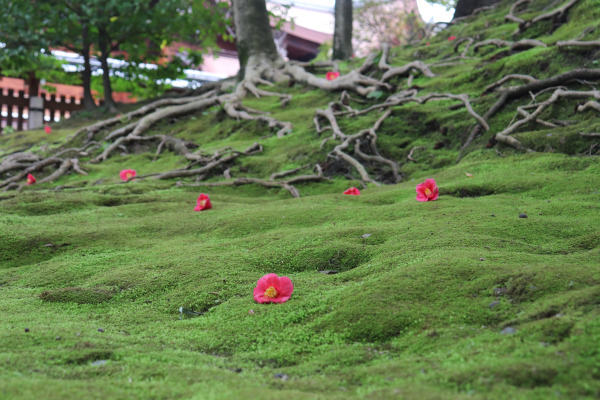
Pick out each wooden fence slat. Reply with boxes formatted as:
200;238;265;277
6;90;14;128
1;86;84;131
17;91;25;130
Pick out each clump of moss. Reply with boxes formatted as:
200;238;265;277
39;287;114;304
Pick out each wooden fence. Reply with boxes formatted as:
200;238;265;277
0;89;84;132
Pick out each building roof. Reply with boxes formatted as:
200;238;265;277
279;22;333;44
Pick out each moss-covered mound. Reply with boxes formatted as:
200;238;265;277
39;287;114;305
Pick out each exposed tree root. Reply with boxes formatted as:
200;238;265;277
285;63;392;97
472;39;547;53
315;104;401;185
381;61;436;82
495;88;600;150
344;91;489;130
270;164;312;180
577;100;600;112
0;152;41;176
38;158;87;184
378;43;393;71
220;97;292;138
407;146;426;162
460;68;600;156
454;37;475;58
290;60;339;71
177;164;328;198
510;0;581;34
505;0;534;23
0;157;63;189
483;74;538;94
92;97;221;163
65;92;218;147
557;40;600;48
150;142;262;181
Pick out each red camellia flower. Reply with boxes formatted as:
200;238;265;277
26;173;36;185
44;125;51;134
426;42;430;46
326;71;340;81
119;169;136;181
194;193;212;211
253;273;294;304
448;35;456;41
343;187;360;195
416;178;439;202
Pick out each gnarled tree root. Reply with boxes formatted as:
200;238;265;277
176;165;328;198
460;68;600;157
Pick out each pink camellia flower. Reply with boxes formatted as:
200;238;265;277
26;173;36;185
253;273;294;304
194;193;212;211
326;71;340;81
343;187;360;195
426;42;430;46
448;35;456;41
416;178;439;202
44;125;51;134
119;169;136;181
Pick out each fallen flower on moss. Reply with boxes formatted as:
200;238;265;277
194;193;212;211
26;173;36;185
119;169;136;181
44;125;51;134
343;187;360;195
253;273;294;304
416;179;439;202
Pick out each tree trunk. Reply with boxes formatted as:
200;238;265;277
81;23;96;111
232;0;280;78
97;26;117;112
453;0;502;19
333;0;353;60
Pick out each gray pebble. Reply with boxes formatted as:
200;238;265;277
274;373;289;381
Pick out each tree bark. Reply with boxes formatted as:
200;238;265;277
97;25;117;112
232;0;280;78
81;22;96;110
453;0;502;19
333;0;353;60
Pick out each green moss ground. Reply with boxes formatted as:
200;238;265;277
1;0;600;398
1;152;599;399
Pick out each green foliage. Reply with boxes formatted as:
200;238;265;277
0;0;229;101
0;0;52;75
